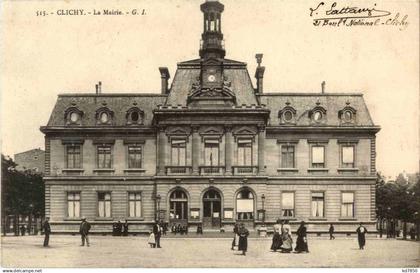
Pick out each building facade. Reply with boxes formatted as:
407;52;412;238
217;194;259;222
14;148;45;173
40;0;380;234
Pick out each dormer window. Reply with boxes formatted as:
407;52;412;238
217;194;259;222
100;112;109;123
64;107;83;125
339;104;357;125
95;107;114;125
313;111;323;122
278;103;296;125
309;104;327;124
126;107;144;125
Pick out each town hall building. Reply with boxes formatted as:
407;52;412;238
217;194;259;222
40;0;380;234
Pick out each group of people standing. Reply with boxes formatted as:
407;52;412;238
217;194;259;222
112;220;129;236
231;223;250;255
270;220;309;253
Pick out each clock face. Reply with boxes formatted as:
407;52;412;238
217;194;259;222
207;75;216;82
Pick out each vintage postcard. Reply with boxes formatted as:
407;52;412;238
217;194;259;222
0;0;419;271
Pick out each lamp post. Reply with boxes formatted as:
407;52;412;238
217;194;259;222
261;194;266;226
156;194;161;221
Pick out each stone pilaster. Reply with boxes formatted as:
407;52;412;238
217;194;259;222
225;125;233;175
157;126;167;175
258;125;266;174
192;125;200;175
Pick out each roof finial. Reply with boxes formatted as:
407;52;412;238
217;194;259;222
321;81;326;94
255;54;263;67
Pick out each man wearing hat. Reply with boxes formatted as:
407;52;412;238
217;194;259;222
80;217;91;247
356;222;368;250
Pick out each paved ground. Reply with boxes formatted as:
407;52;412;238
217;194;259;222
1;235;419;268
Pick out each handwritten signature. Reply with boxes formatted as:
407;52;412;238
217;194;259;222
310;2;391;19
309;2;408;30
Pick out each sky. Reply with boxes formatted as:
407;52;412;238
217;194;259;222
1;0;419;179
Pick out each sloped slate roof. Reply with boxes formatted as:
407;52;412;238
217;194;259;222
259;93;375;126
46;94;166;127
165;58;258;106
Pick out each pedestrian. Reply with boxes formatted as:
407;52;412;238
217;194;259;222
237;223;249;256
177;224;182;235
122;220;129;236
329;224;335;240
112;221;117;236
153;221;162;248
270;219;283;252
116;220;123;236
148;231;156;248
409;226;416;240
20;225;26;236
197;223;203;235
171;224;176;234
79;217;91;247
283;220;292;236
43;217;51;247
356;222;368;250
295;221;309;253
280;227;293;253
231;223;239;250
162;222;167;236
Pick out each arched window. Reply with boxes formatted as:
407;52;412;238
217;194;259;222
169;189;188;220
126;107;144;125
203;189;222;228
64;107;83;125
236;188;254;220
95;107;114;125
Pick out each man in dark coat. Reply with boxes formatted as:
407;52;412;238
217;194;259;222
80;217;91;247
116;221;123;236
237;223;249;255
153;221;162;248
295;221;309;253
329;224;335;240
356;223;368;249
112;221;117;236
122;220;129;236
43;217;51;247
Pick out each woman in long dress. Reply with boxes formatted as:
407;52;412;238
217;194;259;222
270;219;283;251
294;221;309;253
238;223;250;256
280;227;293;253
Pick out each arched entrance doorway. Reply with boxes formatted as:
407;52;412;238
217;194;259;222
169;189;188;227
202;189;221;229
236;188;255;229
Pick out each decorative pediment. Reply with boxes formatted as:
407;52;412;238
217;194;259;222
233;126;256;135
187;76;236;104
203;58;222;66
200;126;223;135
166;126;191;136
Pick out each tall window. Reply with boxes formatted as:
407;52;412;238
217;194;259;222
171;140;186;166
204;140;219;166
311;192;325;217
128;146;142;168
341;146;355;168
311;146;325;168
341;192;355;217
67;192;80;218
67;145;81;169
97;145;112;169
128;192;142;217
281;145;295;168
170;190;188;220
236;189;254;220
98;192;111;218
282;192;295;217
237;139;252;166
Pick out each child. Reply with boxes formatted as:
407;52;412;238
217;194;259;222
148;231;156;248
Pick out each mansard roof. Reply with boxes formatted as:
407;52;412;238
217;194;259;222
165;58;258;106
258;92;376;127
45;93;166;127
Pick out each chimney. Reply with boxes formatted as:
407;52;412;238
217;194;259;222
98;81;102;94
255;54;265;94
321;81;326;94
159;67;170;94
95;84;99;95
